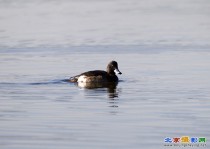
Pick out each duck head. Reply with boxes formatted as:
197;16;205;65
107;61;122;75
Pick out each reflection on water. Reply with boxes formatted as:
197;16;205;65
76;82;119;98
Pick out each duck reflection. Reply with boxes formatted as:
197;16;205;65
75;81;119;98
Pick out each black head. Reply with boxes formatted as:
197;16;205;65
107;61;122;75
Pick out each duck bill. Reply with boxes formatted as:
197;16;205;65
115;68;122;75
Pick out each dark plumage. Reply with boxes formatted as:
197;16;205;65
69;61;122;83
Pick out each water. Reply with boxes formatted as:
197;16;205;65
0;0;210;47
0;0;210;149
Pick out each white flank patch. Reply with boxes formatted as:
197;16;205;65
77;75;87;83
78;82;87;88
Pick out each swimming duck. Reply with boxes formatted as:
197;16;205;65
69;61;122;83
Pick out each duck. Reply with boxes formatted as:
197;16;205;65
69;61;122;83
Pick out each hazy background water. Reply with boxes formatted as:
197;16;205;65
0;0;210;149
0;0;210;47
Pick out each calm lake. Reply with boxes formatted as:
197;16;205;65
0;0;210;149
